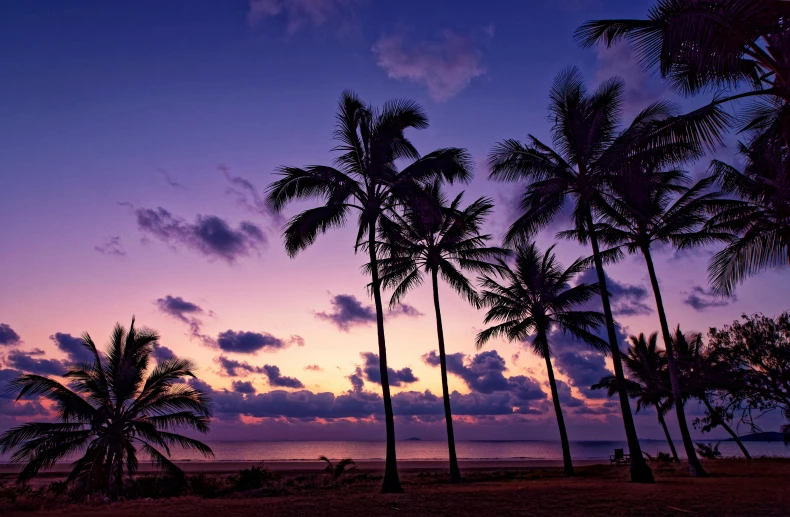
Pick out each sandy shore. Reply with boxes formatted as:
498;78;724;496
0;458;603;478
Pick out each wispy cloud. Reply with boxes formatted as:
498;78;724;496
158;168;184;189
315;294;422;331
219;165;284;226
372;26;492;101
683;285;736;312
154;295;215;345
247;0;360;35
94;236;126;257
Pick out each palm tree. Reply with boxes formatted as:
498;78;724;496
673;327;752;459
265;91;472;493
575;0;790;135
707;130;790;295
487;68;725;482
0;318;213;495
319;456;356;481
475;243;607;476
578;168;732;476
374;183;504;483
593;333;680;462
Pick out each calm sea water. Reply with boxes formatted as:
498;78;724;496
161;439;789;462
2;439;787;463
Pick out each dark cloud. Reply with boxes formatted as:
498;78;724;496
261;364;305;389
0;368;48;417
577;269;652;317
135;207;265;263
216;330;287;354
315;294;422;331
217;356;266;377
0;324;21;346
152;343;176;362
232;380;256;394
94;236;126;257
357;352;419;387
683;285;735;312
49;333;93;364
424;350;508;394
348;371;365;393
5;349;66;376
553;380;585;408
304;364;322;371
154;295;214;345
219;165;284;226
554;349;611;399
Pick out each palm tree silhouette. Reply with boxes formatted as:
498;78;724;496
487;67;723;482
707;131;790;296
475;243;607;476
673;327;752;459
374;182;505;483
265;91;472;493
0;318;213;495
575;0;789;136
593;333;680;462
577;168;731;476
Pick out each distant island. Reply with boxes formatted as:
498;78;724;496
404;437;422;441
728;432;785;442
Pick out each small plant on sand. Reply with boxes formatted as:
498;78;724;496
232;464;277;492
319;456;357;482
696;442;722;460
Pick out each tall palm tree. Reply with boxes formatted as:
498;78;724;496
707;130;790;295
575;0;790;133
487;67;725;482
577;168;731;476
593;333;680;462
374;183;504;483
673;327;752;459
265;91;472;493
475;243;607;476
0;318;213;495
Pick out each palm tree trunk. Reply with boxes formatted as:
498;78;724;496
431;268;462;483
701;396;752;460
657;408;680;462
585;211;653;483
541;333;574;476
368;221;403;493
642;246;707;477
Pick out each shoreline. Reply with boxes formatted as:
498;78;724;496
0;458;606;477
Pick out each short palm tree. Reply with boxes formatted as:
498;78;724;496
575;0;790;135
673;327;752;459
265;91;472;493
579;168;732;476
0;318;213;495
593;333;679;462
475;243;607;476
487;67;725;482
375;182;505;483
319;456;356;481
707;130;790;295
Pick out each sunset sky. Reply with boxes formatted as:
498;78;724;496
1;0;788;444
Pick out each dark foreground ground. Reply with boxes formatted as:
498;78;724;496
4;458;789;516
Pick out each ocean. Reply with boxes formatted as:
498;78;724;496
159;439;790;462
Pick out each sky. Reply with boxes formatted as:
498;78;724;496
1;0;788;445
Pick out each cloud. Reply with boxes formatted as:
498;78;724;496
0;324;21;346
683;285;735;312
247;0;359;34
593;42;666;117
347;371;364;392
154;295;214;344
152;343;176;362
554;349;611;399
216;330;288;354
232;380;257;394
315;294;422;331
94;236;126;257
357;352;419;387
304;364;323;371
5;349;66;376
135;207;265;263
219;165;284;226
50;333;93;364
261;364;305;389
158;168;184;189
218;355;266;377
372;27;490;101
577;269;653;317
0;369;48;417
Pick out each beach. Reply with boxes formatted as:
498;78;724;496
2;459;788;516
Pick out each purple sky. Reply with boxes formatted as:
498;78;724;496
1;0;788;443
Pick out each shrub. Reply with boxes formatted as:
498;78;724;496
124;475;186;499
188;473;231;498
231;464;278;492
696;442;722;460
